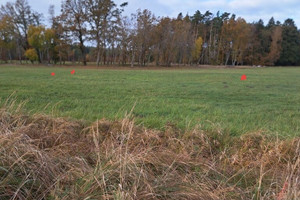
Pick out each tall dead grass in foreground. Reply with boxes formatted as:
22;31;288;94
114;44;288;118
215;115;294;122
0;102;299;199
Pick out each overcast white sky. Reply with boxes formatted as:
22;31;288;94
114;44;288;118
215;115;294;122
1;0;300;27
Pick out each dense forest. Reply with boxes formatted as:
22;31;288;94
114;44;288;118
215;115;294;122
1;0;300;66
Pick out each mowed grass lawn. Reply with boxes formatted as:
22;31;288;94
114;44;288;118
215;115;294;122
0;65;299;137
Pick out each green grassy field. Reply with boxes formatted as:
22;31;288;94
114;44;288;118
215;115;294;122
0;65;299;136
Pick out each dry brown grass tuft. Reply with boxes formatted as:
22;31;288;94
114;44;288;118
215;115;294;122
0;104;299;199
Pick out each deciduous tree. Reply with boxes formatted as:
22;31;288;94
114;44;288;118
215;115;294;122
61;0;88;65
192;36;203;63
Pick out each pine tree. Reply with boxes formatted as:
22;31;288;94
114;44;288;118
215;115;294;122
277;19;300;66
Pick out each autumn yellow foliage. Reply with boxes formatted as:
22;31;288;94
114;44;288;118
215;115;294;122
192;36;203;62
25;48;38;63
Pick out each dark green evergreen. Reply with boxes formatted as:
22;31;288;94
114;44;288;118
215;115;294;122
277;19;300;66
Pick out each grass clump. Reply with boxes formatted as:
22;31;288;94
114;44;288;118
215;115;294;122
0;103;299;199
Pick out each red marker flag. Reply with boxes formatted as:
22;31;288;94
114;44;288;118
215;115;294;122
241;74;247;81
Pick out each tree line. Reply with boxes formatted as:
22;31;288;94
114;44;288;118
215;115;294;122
1;0;300;66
